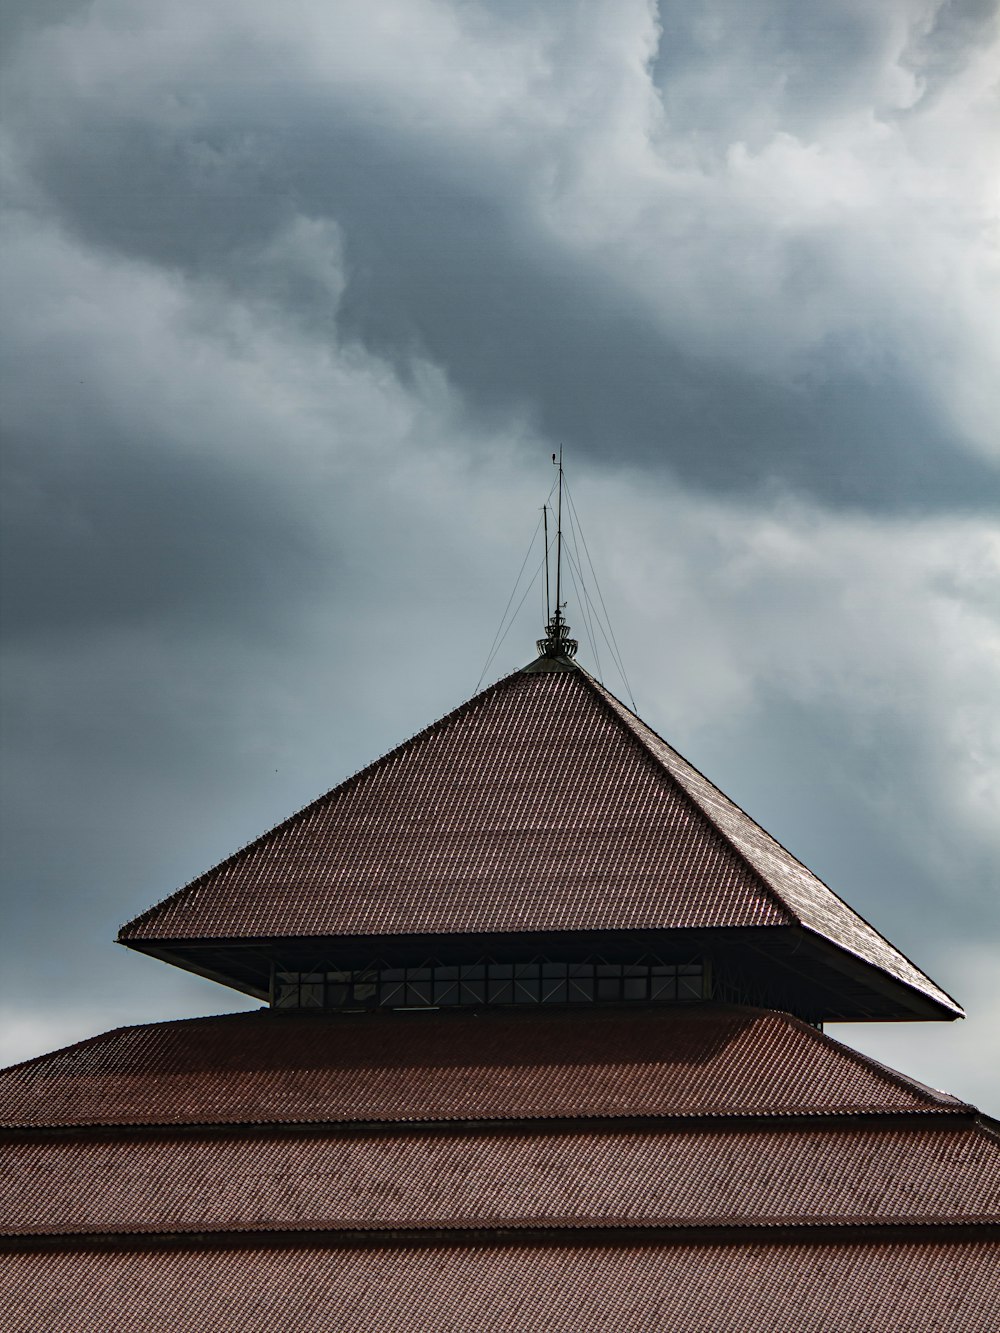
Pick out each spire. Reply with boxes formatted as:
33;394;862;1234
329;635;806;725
537;448;578;660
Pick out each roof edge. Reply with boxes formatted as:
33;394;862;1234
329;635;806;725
576;669;961;1018
118;663;543;942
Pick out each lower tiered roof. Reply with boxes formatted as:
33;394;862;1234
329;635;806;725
3;1005;998;1330
0;1006;970;1128
6;1238;999;1333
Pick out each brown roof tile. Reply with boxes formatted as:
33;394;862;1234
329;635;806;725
590;677;959;1013
121;669;785;939
5;1121;998;1238
118;664;958;1017
4;1238;999;1331
0;1007;967;1130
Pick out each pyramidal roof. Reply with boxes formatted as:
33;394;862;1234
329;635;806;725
119;658;959;1020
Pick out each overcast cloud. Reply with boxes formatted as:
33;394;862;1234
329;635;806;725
1;0;998;1110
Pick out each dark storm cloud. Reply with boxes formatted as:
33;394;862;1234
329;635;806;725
1;0;997;1108
4;1;997;512
0;419;324;646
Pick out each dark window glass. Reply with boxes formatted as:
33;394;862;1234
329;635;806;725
275;959;704;1010
678;972;703;1000
651;973;677;1000
434;980;460;1006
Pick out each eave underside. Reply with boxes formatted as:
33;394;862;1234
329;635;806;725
120;924;962;1022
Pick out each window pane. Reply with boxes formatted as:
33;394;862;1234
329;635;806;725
274;956;703;1009
679;972;703;1000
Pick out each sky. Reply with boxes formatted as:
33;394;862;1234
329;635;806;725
1;0;998;1110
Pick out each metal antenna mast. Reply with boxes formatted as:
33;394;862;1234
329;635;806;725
536;448;578;661
543;504;551;624
555;446;564;624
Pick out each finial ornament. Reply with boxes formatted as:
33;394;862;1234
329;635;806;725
537;606;579;659
537;447;579;659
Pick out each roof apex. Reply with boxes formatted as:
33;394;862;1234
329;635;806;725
118;660;959;1021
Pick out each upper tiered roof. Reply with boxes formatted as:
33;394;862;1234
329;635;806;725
119;657;959;1022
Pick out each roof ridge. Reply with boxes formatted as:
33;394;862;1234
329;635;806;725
0;1008;267;1078
569;668;796;926
766;1009;969;1111
578;671;960;1016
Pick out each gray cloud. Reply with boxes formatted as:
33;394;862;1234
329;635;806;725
4;0;997;510
1;0;997;1110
